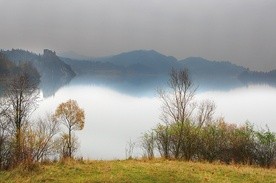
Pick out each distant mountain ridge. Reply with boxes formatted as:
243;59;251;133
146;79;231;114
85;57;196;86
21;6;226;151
58;51;93;60
1;48;276;94
179;57;246;80
61;49;276;88
62;50;247;80
94;50;178;74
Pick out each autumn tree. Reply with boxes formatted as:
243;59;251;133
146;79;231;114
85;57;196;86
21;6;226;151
54;99;85;158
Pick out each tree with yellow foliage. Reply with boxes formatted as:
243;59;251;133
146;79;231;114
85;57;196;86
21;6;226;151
54;99;85;158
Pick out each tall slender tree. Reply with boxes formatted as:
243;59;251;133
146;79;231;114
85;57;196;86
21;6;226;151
4;73;39;163
158;68;197;159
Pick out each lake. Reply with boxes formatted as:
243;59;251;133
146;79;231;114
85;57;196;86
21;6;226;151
34;80;276;160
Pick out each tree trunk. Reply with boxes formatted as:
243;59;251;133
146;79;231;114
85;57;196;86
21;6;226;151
16;128;22;163
68;127;72;158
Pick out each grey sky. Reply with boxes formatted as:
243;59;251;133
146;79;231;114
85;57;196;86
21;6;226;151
0;0;275;71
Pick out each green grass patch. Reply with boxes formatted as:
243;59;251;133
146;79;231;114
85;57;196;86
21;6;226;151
0;159;276;183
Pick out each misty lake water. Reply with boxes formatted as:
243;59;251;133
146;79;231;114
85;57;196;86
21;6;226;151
34;82;276;160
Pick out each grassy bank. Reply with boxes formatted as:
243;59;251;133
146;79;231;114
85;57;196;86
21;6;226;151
1;159;276;183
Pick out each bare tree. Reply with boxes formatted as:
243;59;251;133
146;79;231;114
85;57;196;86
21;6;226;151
4;73;39;163
125;139;136;159
158;68;197;159
197;100;216;127
27;114;60;162
158;69;196;124
54;99;85;158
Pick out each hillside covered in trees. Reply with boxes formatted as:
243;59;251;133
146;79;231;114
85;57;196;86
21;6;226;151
0;52;40;91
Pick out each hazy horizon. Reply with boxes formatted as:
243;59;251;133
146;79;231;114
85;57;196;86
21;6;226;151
1;0;276;71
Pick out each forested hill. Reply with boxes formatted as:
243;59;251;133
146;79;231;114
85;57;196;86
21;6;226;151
1;49;76;97
0;52;40;88
0;52;17;78
3;49;75;82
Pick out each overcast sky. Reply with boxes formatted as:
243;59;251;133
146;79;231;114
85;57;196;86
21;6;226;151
0;0;275;71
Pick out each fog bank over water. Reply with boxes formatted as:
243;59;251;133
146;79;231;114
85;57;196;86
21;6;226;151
33;84;276;159
34;85;161;159
197;85;276;130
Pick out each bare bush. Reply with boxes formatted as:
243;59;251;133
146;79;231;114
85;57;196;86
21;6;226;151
54;133;79;159
125;139;136;159
24;114;60;162
141;131;155;159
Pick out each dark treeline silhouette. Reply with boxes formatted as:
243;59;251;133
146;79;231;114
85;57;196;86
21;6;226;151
141;69;276;168
239;69;276;86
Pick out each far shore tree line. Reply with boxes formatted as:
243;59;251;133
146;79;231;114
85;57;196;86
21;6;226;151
0;71;85;170
140;69;276;168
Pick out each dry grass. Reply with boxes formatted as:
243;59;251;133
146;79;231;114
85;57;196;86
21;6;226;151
1;159;276;183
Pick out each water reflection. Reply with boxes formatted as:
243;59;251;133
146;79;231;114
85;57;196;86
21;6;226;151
40;74;248;98
38;73;74;98
197;85;276;130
